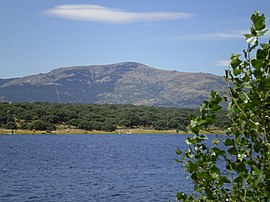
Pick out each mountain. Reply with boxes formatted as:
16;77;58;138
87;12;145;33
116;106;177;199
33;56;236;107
0;62;227;108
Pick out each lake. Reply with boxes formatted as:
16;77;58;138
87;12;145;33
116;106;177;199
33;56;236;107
0;134;193;202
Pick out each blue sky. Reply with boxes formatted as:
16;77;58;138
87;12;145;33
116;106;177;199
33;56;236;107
1;0;269;78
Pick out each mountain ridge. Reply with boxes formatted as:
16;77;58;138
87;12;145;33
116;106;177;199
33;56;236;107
0;62;226;108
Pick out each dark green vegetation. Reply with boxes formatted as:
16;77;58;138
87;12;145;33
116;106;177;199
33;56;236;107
0;62;226;108
177;11;270;201
0;102;229;132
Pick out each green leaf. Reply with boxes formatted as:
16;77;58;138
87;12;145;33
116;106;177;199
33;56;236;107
251;59;264;69
257;48;268;60
190;119;198;128
189;162;199;173
233;68;242;76
220;176;230;183
210;104;222;112
257;29;269;36
261;43;270;49
176;192;188;200
225;138;234;146
234;176;243;184
254;69;263;79
228;146;238;155
251;11;266;31
244;33;253;39
189;137;203;146
213;147;226;157
246;36;257;44
237;153;247;161
231;58;242;68
176;148;182;155
190;121;200;135
212;138;219;145
186;149;194;158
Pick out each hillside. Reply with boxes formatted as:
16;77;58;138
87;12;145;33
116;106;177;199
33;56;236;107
0;62;226;108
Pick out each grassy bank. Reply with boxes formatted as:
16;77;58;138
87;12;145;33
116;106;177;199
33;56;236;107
0;128;182;135
0;127;224;135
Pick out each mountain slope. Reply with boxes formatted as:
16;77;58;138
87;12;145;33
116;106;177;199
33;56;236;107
0;62;226;108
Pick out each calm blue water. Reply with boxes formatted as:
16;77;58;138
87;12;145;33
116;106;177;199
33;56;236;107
0;134;193;202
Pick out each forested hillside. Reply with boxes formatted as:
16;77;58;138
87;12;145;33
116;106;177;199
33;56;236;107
0;102;229;133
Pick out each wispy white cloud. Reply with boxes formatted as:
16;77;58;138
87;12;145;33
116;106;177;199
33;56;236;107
214;60;230;67
176;29;270;41
42;4;195;24
176;30;247;41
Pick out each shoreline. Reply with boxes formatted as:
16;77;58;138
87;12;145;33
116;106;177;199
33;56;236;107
0;128;184;135
0;128;224;135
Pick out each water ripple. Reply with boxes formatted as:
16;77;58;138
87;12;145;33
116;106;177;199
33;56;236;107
0;134;193;201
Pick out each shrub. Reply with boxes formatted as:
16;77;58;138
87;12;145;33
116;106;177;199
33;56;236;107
30;120;55;131
5;122;17;130
176;11;270;201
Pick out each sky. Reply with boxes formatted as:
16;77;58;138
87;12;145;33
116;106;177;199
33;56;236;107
1;0;270;78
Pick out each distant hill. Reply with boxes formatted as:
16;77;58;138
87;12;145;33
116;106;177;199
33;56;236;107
0;62;226;108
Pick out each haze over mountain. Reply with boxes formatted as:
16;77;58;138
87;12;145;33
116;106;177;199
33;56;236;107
0;62;226;108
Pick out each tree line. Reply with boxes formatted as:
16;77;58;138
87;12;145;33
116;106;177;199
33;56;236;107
0;102;229;132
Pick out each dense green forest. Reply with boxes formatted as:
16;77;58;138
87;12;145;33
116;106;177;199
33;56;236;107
0;102;229;132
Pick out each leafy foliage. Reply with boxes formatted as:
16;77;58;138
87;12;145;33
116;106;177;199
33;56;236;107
0;102;228;132
29;120;55;131
176;11;270;201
